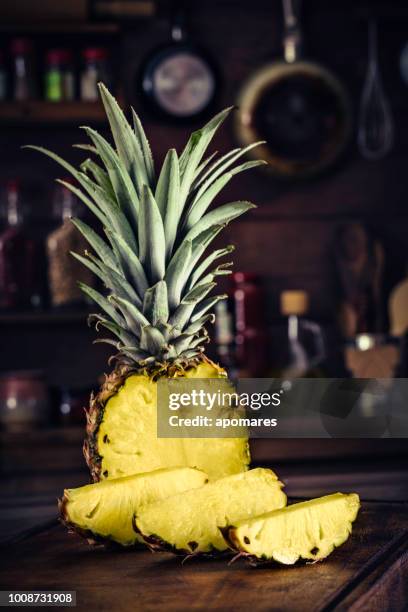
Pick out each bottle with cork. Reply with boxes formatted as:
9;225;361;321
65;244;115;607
279;290;325;378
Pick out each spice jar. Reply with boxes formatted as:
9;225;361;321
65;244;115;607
80;47;111;101
10;38;37;100
46;180;95;307
45;49;75;101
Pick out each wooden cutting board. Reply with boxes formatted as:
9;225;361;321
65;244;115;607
1;502;407;612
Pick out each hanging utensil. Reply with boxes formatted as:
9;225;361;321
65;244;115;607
357;21;394;160
399;41;408;85
235;0;352;179
139;0;219;122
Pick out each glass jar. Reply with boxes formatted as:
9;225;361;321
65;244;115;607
0;370;50;431
46;180;95;307
0;180;44;310
45;49;75;102
80;47;111;101
10;37;37;101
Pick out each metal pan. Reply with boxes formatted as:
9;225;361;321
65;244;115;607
235;0;352;179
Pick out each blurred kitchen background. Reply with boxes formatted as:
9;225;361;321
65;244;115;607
1;0;408;540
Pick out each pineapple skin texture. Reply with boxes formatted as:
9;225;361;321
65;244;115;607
84;358;250;482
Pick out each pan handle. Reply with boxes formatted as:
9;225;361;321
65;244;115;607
282;0;303;63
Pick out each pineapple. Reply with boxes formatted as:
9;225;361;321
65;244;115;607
26;84;265;481
134;468;287;555
222;492;360;565
59;466;208;546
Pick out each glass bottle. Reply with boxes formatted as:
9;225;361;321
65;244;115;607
80;47;111;101
46;181;95;308
0;180;44;310
232;272;268;377
45;49;75;102
279;290;325;378
10;38;37;101
215;299;238;378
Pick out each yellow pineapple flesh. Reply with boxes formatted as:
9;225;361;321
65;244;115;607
59;466;208;546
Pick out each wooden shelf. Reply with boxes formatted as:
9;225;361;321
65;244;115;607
0;101;107;125
0;22;120;34
0;310;90;325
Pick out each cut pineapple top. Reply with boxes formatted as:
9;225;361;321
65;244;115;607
134;468;287;554
26;84;264;371
224;492;360;565
60;466;208;546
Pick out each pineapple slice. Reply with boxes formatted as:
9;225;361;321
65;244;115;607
222;492;360;565
59;467;208;546
134;468;286;554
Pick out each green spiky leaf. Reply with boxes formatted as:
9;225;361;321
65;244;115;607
81;126;140;228
138;186;166;283
179;107;233;208
184;201;256;242
78;283;125;327
165;240;192;310
143;281;169;326
131;108;155;186
155;149;180;258
26;90;264;367
98;83;151;193
71;219;117;270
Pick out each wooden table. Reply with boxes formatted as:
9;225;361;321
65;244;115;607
1;502;407;611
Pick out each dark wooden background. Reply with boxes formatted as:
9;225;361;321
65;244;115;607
2;0;408;386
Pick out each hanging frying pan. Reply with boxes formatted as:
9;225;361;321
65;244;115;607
139;1;219;122
235;0;352;179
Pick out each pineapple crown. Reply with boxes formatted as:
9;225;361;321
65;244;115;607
25;84;265;369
